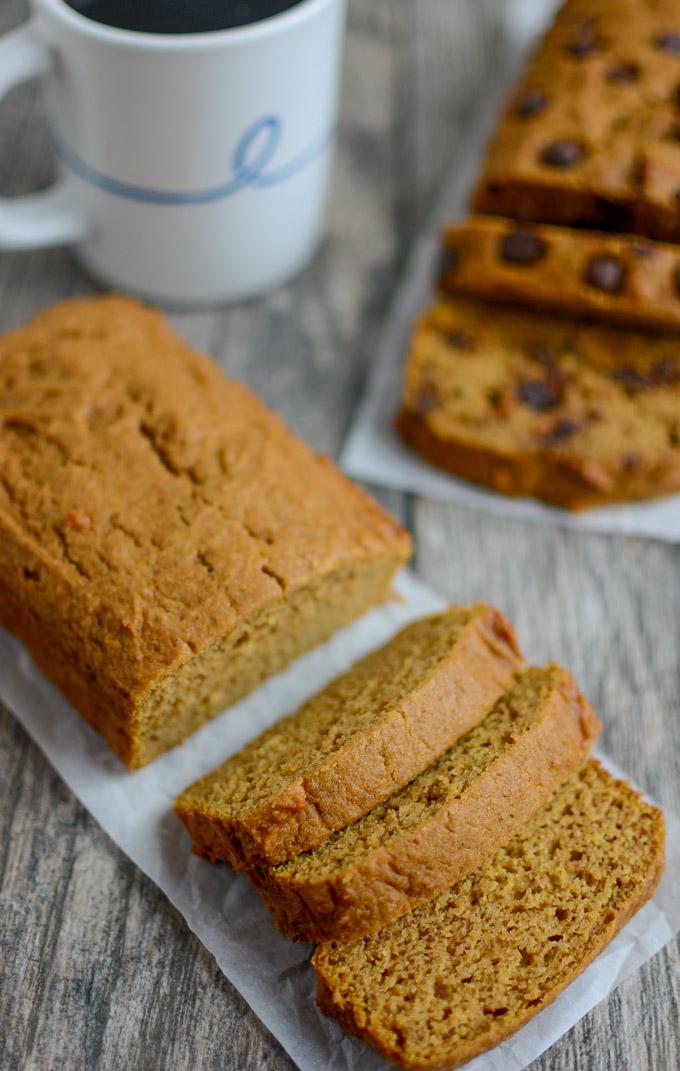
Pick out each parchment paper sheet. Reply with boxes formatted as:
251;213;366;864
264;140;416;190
2;569;679;1071
340;11;680;543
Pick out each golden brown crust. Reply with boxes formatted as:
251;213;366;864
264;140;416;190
240;606;523;865
396;296;680;511
473;0;680;243
399;407;624;511
398;409;680;511
0;295;410;767
249;665;601;942
313;761;666;1070
440;216;680;334
175;605;525;867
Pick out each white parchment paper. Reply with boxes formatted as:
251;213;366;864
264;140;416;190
2;569;679;1071
340;20;680;542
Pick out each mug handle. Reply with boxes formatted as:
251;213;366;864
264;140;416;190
0;24;88;250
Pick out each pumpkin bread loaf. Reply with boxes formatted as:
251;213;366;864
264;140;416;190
314;760;665;1070
397;295;680;509
439;215;680;333
473;0;680;243
248;664;600;942
174;605;524;867
0;295;411;768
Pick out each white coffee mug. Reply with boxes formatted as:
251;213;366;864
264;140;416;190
0;0;346;305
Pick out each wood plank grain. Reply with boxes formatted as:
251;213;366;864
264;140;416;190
0;0;677;1068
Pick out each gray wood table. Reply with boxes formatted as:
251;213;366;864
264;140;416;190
1;1;678;1068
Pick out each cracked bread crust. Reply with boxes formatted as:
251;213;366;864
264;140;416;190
248;664;601;942
313;760;665;1070
397;295;680;510
473;0;680;242
0;295;411;767
439;215;680;334
174;605;525;868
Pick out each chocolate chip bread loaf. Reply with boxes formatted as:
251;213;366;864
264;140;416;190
174;605;524;867
248;665;600;942
474;0;680;242
314;760;665;1070
397;295;680;509
439;215;680;333
0;296;411;768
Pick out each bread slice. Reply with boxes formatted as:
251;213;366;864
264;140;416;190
250;665;600;941
174;605;524;867
397;294;680;510
471;0;680;244
439;215;680;334
314;760;665;1071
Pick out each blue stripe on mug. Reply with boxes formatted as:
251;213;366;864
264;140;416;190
51;115;334;206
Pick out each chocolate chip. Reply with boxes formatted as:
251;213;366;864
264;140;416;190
584;255;626;294
612;360;678;392
567;35;600;56
500;230;547;265
606;62;639;83
540;419;580;447
518;378;562;411
413;382;440;415
540;140;583;168
446;329;476;351
652;358;678;384
674;264;680;293
515;88;548;117
623;453;641;472
612;366;649;391
437;246;458;283
655;32;680;53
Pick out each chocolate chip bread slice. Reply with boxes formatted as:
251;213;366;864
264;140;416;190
397;294;680;509
314;760;665;1071
439;216;680;334
473;0;680;243
249;665;600;942
174;605;524;868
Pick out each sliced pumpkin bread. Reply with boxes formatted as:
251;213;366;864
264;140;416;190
250;664;600;941
313;760;665;1071
439;215;680;334
174;605;524;868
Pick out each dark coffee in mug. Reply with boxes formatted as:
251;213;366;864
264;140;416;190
66;0;305;34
